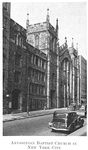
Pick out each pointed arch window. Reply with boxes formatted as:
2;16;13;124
35;35;39;49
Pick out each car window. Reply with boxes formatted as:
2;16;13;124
53;112;67;118
71;112;76;119
54;114;66;118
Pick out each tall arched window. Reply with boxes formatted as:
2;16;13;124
35;35;39;49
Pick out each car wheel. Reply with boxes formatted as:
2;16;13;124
52;129;55;132
81;120;84;127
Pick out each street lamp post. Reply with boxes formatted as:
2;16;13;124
27;77;34;115
6;94;10;107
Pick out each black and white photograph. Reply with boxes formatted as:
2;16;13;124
1;0;87;149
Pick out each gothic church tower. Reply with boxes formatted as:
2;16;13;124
26;9;59;108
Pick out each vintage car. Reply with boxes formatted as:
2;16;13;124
67;103;76;111
77;104;87;118
67;103;81;111
49;110;84;132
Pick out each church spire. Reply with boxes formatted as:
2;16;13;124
56;18;58;38
65;37;67;44
46;8;50;28
76;43;78;51
65;37;68;48
72;38;74;48
56;18;58;31
76;43;78;55
26;13;29;30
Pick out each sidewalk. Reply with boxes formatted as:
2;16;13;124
3;108;67;122
68;125;87;136
3;107;86;123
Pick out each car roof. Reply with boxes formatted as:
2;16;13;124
70;103;76;105
54;110;76;114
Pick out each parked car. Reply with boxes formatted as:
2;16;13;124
49;110;84;132
85;104;87;118
78;104;87;118
67;103;76;111
80;105;85;111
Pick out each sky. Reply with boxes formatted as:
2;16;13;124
10;1;87;59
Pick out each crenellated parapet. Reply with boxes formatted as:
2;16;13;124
27;22;47;34
60;43;68;51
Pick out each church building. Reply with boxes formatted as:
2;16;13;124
3;3;86;114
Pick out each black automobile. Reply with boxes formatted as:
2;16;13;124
49;110;84;132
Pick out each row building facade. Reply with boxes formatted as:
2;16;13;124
3;3;87;114
79;55;87;105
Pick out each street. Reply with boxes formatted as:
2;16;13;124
3;114;67;136
3;114;87;136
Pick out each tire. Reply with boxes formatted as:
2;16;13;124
81;119;84;127
52;129;55;132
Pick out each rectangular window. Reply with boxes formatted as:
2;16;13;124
37;85;39;94
35;84;37;94
41;59;42;67
14;71;20;83
15;35;18;46
42;60;44;69
38;58;40;67
42;73;44;82
31;54;33;64
18;36;22;47
35;35;39;49
36;56;38;66
23;38;26;47
40;72;42;81
41;86;43;94
43;87;45;95
34;56;36;65
15;53;21;67
44;61;46;69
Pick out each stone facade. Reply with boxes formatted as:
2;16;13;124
8;19;27;112
26;44;47;110
3;5;47;113
26;9;58;109
58;40;79;108
3;3;86;113
3;3;10;113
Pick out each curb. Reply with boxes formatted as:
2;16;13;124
68;125;87;136
3;111;54;123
